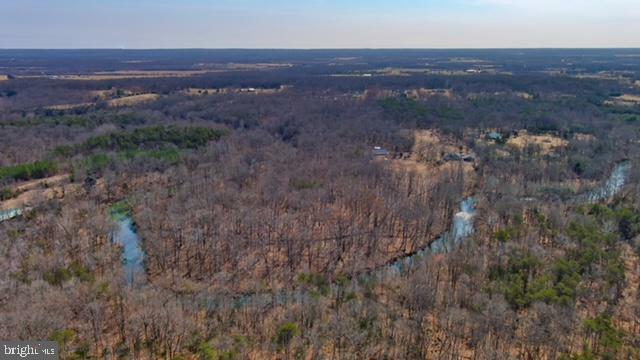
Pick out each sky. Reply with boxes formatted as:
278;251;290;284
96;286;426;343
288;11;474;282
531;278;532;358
1;0;639;48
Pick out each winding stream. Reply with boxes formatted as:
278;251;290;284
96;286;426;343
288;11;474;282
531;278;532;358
585;161;631;203
218;198;476;309
383;198;476;275
111;162;631;300
0;208;22;223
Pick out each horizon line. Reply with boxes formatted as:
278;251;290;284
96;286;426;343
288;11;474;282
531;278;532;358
1;47;640;51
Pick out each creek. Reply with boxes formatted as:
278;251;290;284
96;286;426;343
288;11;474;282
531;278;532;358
111;162;631;298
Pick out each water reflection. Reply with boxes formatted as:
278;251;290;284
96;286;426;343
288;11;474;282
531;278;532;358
112;217;146;285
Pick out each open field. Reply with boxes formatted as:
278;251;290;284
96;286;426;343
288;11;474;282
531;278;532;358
0;174;81;210
182;85;290;96
389;130;476;194
574;71;632;81
106;93;160;107
43;92;161;110
605;94;640;106
21;70;211;80
506;131;568;154
195;62;293;70
44;102;94;110
15;64;294;81
467;91;534;100
405;88;453;100
619;94;640;103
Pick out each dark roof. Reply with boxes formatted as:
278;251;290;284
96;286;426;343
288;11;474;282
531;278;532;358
444;153;462;161
444;152;476;162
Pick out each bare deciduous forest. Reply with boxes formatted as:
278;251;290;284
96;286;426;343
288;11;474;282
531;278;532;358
0;49;639;359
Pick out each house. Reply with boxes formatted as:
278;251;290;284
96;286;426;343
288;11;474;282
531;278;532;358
372;146;390;158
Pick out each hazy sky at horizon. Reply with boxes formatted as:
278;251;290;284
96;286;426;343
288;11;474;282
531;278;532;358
1;0;639;48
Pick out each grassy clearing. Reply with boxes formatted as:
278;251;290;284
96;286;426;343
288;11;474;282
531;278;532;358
604;94;640;107
106;94;160;107
618;94;640;103
45;70;210;81
182;86;289;96
45;103;94;111
405;88;453;100
506;132;568;154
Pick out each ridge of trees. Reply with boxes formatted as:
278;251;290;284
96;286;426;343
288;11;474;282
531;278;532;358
55;125;227;157
0;160;57;182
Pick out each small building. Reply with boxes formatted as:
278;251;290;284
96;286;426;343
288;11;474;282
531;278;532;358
372;146;390;158
487;132;504;142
